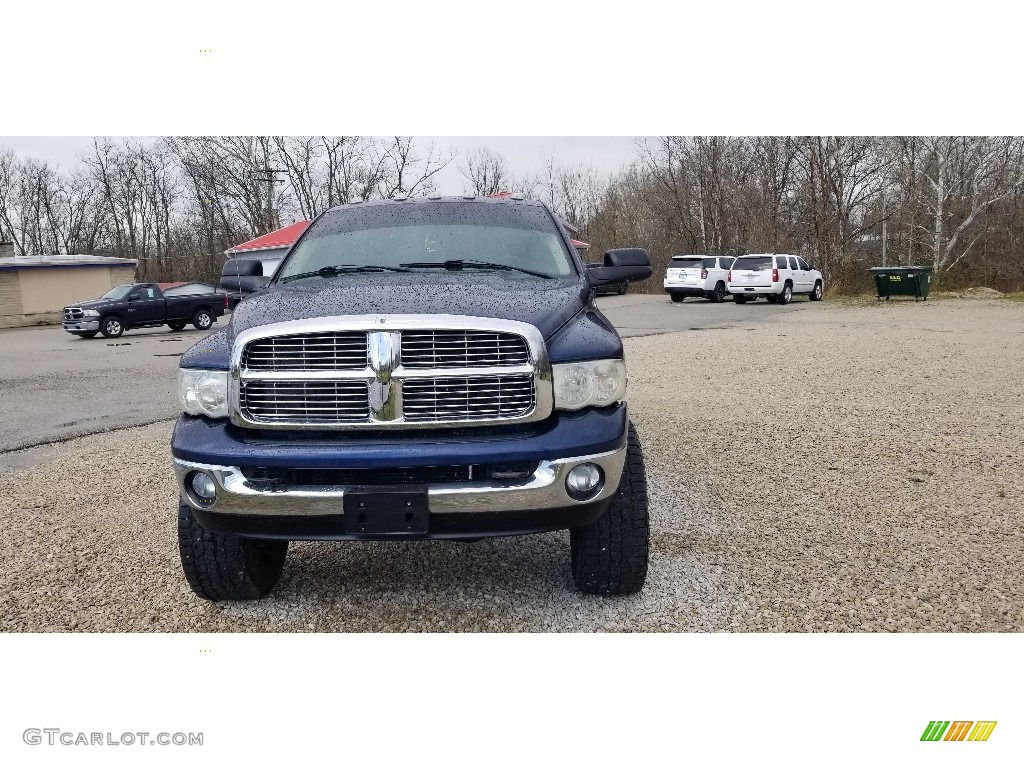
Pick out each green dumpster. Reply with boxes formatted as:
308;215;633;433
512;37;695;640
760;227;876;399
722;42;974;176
869;266;933;301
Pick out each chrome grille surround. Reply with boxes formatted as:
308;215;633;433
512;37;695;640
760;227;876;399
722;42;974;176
230;314;552;430
64;307;83;320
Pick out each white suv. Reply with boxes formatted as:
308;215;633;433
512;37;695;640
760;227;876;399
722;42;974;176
664;255;734;303
727;254;824;304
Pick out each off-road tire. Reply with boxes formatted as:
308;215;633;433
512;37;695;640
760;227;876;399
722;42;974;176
778;283;793;305
810;281;823;301
177;499;288;601
168;322;187;332
670;294;684;303
570;422;649;595
710;282;726;303
100;316;124;338
192;308;213;331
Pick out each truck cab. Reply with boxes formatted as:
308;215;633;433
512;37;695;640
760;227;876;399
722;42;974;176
172;196;652;600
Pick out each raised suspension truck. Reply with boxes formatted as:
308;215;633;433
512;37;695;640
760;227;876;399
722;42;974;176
171;196;653;599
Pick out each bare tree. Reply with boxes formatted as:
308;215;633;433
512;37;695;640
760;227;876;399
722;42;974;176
920;136;1024;272
460;147;509;196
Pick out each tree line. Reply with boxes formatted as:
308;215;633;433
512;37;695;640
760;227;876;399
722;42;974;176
579;137;1024;293
2;136;1023;292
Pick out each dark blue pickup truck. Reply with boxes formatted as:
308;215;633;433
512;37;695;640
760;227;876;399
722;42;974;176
172;196;652;600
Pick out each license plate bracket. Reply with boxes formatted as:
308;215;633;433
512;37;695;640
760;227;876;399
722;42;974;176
343;486;429;535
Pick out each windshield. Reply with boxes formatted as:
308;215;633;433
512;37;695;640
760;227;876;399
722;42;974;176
99;285;134;300
733;256;773;270
670;257;703;268
278;202;576;282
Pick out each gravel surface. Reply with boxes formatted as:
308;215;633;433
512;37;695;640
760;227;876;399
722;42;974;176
2;298;1022;632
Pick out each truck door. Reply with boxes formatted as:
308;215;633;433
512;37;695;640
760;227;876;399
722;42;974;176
126;285;164;326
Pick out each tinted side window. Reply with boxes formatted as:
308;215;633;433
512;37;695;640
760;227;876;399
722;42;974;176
702;258;716;269
775;256;788;269
788;257;798;270
798;257;811;270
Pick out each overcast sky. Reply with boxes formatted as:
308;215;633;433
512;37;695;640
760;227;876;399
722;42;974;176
0;136;641;195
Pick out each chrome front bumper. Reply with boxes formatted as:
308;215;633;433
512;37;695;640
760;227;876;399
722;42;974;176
173;447;627;517
62;320;100;332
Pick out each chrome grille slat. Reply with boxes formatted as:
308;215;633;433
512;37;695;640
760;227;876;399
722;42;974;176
402;375;535;422
240;380;370;423
401;330;529;368
242;332;368;372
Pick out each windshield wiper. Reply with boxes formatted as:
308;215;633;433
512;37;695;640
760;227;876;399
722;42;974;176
399;259;553;279
280;264;410;283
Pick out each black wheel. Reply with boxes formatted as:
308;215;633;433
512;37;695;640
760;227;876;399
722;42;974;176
710;282;726;303
100;316;124;338
618;283;628;295
570;422;649;596
810;281;823;301
192;308;213;331
670;294;684;303
734;295;748;304
177;499;288;601
168;322;187;332
777;283;793;305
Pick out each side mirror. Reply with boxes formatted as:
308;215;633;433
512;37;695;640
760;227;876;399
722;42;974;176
587;248;652;286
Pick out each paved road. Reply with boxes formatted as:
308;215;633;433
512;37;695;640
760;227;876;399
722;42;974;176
0;294;807;459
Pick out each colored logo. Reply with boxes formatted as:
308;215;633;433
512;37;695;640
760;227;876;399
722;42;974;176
921;721;997;742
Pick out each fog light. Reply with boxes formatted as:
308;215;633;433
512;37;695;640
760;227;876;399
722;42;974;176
190;471;217;504
566;462;603;501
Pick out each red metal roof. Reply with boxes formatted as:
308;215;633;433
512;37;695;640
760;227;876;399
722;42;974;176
572;240;590;249
227;220;311;254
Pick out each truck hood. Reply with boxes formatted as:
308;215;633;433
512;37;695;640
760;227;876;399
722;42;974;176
228;272;589;341
65;298;122;311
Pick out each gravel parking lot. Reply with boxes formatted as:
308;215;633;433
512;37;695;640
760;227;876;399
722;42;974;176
2;297;1022;632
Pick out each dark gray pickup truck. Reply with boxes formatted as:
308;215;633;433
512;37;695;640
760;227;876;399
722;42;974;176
62;282;228;338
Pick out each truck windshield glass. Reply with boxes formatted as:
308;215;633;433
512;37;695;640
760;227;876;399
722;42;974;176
277;202;575;281
733;256;773;270
100;285;134;300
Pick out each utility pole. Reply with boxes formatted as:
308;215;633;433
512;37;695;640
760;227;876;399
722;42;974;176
253;166;285;233
881;191;887;267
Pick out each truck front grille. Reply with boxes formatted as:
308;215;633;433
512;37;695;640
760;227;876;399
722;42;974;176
240;379;370;423
64;307;83;320
242;331;368;371
232;319;548;429
402;375;535;421
401;330;529;368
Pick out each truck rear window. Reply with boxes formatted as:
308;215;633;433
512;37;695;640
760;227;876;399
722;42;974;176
278;202;575;280
733;256;773;270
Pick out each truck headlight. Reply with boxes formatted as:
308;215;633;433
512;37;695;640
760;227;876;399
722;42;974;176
552;359;627;410
82;309;99;317
178;369;229;418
